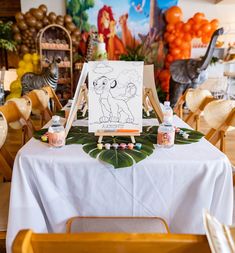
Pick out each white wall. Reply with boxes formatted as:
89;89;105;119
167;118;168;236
20;0;66;16
179;0;235;38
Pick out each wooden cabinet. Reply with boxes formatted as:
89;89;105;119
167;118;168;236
36;24;73;104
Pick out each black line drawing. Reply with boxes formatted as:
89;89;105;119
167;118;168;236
92;69;140;124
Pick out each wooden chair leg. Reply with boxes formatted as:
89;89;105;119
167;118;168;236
220;130;226;153
195;115;200;131
0;151;12;181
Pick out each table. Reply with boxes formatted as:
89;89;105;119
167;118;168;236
6;117;233;252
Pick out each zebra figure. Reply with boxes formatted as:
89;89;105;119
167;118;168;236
21;57;61;95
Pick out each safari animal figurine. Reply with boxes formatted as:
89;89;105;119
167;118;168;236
169;28;224;107
21;57;61;95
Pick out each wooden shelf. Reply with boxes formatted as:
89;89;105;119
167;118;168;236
37;24;73;100
42;47;70;51
42;64;71;68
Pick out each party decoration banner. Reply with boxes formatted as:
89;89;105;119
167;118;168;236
88;61;144;132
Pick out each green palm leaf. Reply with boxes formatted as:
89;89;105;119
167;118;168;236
34;125;204;168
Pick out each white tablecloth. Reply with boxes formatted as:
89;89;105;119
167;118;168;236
6;117;233;252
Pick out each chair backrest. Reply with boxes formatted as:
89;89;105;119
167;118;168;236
0;112;11;181
66;216;170;234
42;86;62;112
13;229;211;253
203;210;235;253
185;88;213;113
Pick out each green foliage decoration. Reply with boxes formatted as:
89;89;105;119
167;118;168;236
0;21;16;51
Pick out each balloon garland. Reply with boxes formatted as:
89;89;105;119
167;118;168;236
160;6;219;93
12;4;80;55
6;53;40;100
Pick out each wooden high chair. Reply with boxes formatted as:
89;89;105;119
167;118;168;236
12;229;210;253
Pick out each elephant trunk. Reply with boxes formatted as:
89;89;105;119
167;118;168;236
198;27;224;72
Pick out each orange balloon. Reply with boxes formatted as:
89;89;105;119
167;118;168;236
174;38;182;47
180;41;190;50
196;30;203;37
166;54;174;63
192;23;201;32
165;6;183;24
183;23;191;32
165;62;170;69
167;34;175;43
175;21;183;31
193;12;205;23
188;18;194;25
171;48;181;56
211;19;219;29
201;23;212;33
202;35;210;44
183;33;192;42
159;69;170;81
166;24;175;32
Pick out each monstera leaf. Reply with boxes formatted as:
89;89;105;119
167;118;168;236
34;126;204;169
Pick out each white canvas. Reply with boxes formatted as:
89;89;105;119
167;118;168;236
88;61;144;132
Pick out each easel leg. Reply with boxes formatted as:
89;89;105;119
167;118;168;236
98;136;103;143
131;136;136;143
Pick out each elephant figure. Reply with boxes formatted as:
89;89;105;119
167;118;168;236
169;27;224;108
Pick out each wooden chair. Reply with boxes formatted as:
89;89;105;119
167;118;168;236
24;89;52;128
12;229;210;253
42;86;62;114
204;100;235;153
0;97;33;144
0;182;10;243
66;216;170;234
0;112;12;180
184;89;214;130
203;210;235;253
173;90;188;119
0;112;11;244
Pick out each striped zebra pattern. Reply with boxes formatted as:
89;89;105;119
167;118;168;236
21;59;60;95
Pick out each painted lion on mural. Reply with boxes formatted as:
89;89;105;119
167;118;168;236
97;5;126;60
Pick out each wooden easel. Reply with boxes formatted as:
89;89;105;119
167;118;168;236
77;84;88;117
143;88;163;123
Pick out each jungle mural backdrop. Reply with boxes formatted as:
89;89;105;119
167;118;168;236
67;0;178;98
